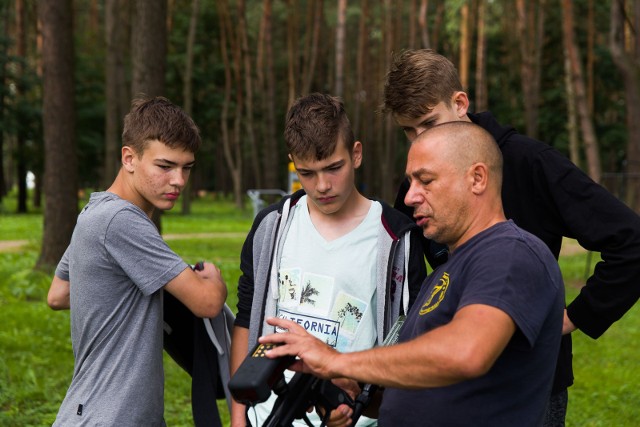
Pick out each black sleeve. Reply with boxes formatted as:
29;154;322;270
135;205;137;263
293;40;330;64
234;223;257;329
537;149;640;338
394;178;449;269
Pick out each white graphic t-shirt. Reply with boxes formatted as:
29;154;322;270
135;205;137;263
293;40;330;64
249;195;381;426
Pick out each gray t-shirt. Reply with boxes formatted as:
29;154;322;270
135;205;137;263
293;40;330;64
53;192;188;426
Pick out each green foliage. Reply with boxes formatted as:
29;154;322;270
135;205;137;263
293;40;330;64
0;200;639;425
564;286;640;426
0;213;43;240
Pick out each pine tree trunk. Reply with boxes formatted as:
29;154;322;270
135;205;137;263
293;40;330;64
131;0;167;230
36;0;78;271
562;0;601;183
104;0;130;188
610;0;640;211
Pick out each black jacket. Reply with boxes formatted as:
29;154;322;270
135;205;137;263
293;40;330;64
395;111;640;393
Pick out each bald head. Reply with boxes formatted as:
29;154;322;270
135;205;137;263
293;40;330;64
404;122;505;250
412;121;503;192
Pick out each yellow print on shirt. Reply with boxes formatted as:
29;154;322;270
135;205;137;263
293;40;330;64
419;272;450;315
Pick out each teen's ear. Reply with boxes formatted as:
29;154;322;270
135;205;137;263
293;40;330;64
452;91;470;118
122;146;136;172
352;141;363;169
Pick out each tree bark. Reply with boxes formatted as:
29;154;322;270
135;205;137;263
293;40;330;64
564;53;580;167
418;0;430;49
562;0;601;183
459;2;470;90
260;0;279;189
180;0;199;215
610;0;640;211
300;0;322;96
36;0;78;271
104;0;130;188
15;0;27;213
286;0;298;108
238;0;260;189
216;0;244;208
353;0;368;136
131;0;166;98
516;0;544;139
335;0;347;97
380;0;396;202
0;3;10;200
131;0;167;230
474;0;487;111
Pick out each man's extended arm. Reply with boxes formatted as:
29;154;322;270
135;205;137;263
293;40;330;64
262;303;515;389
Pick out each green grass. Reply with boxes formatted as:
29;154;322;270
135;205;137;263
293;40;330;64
0;197;638;426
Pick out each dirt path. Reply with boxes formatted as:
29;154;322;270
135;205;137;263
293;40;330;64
0;240;29;252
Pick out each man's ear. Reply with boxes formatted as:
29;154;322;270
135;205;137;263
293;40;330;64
352;141;363;168
470;162;489;195
122;146;136;172
452;91;470;118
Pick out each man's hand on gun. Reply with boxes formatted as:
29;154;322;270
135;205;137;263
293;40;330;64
260;317;356;427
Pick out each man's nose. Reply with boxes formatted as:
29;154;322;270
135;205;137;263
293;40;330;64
404;183;421;207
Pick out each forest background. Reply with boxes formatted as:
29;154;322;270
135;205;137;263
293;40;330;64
2;0;640;270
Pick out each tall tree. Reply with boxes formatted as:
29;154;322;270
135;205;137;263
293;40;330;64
380;0;396;202
0;3;10;201
587;0;595;114
216;0;244;207
131;0;167;230
238;0;260;189
180;0;199;215
459;1;470;90
610;0;640;211
564;54;580;167
104;0;130;188
335;0;347;97
36;0;78;271
353;0;368;136
300;0;322;96
419;0;431;48
131;0;166;98
257;0;279;189
15;0;27;213
474;0;488;111
516;0;545;139
562;0;601;183
285;0;298;107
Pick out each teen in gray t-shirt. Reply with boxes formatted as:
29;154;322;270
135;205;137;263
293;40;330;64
48;97;227;426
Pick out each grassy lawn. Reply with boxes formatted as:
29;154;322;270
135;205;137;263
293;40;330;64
1;196;638;425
